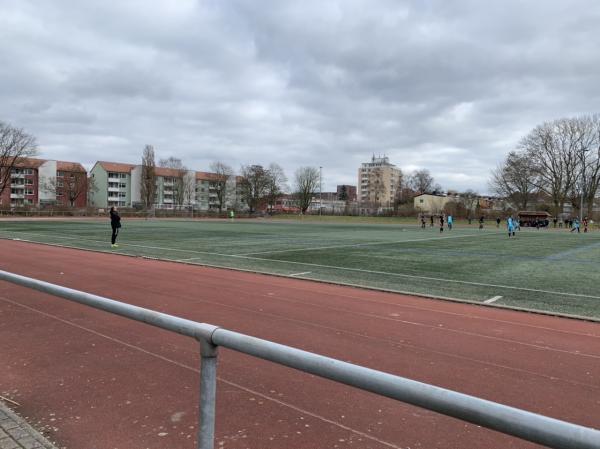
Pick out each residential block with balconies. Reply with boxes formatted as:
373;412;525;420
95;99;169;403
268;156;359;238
1;158;87;208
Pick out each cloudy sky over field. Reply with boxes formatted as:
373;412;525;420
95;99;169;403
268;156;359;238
2;0;600;192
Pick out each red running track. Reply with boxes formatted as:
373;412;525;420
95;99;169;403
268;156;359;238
0;240;599;449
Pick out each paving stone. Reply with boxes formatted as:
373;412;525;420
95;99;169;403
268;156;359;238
0;436;19;449
0;403;57;449
7;428;28;440
0;421;18;431
18;437;43;449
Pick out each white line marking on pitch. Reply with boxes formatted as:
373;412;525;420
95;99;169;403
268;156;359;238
289;271;312;277
484;296;503;304
239;232;499;256
6;231;600;301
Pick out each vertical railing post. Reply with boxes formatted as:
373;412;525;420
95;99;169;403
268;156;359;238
198;338;218;449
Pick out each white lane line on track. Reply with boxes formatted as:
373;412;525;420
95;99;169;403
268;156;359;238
289;271;312;277
484;296;503;304
1;297;403;449
4;232;600;301
3;293;598;398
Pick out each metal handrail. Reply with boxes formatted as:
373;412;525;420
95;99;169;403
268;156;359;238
1;269;599;449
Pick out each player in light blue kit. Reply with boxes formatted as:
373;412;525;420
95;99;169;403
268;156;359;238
507;216;515;238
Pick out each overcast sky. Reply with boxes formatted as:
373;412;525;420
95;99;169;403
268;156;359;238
2;1;600;193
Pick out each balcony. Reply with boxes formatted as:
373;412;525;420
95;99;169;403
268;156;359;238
163;198;173;203
10;193;25;199
108;187;120;192
108;177;121;183
163;182;174;187
10;173;25;179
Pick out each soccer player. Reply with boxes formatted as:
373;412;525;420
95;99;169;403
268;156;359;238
447;215;453;230
507;216;515;237
439;215;444;233
570;218;580;233
110;207;121;248
478;216;484;230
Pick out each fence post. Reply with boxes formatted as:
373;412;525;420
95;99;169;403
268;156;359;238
198;338;218;449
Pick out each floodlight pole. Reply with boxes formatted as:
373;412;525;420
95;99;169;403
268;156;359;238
319;166;322;216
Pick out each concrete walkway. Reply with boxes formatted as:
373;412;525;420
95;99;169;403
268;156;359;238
0;401;58;449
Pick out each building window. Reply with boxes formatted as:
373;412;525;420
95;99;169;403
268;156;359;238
419;199;424;203
57;171;64;177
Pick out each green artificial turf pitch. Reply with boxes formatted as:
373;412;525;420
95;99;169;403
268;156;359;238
1;218;599;319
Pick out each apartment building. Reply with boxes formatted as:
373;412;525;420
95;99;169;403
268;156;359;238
132;166;194;209
358;155;402;208
90;161;246;210
336;185;357;202
195;172;241;211
89;161;136;208
0;157;87;208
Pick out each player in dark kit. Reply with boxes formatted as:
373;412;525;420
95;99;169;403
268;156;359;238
110;207;122;248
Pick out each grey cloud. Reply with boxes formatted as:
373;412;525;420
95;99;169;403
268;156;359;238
2;0;600;193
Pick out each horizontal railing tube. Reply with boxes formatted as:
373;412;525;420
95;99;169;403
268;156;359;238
212;329;600;449
0;270;218;342
1;269;599;449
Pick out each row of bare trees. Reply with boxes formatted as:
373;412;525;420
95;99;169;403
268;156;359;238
139;144;321;214
491;115;600;216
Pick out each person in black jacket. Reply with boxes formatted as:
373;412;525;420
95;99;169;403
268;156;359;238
110;207;121;248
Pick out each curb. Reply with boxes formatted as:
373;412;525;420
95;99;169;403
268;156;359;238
0;400;60;449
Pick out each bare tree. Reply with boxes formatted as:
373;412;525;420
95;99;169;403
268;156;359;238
140;145;156;209
294;166;320;214
43;173;97;207
460;190;479;220
182;171;196;207
581;116;600;216
265;163;287;213
490;151;537;210
0;122;37;197
210;162;234;212
408;169;435;194
159;157;187;206
521;118;583;215
239;164;269;214
158;157;184;169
